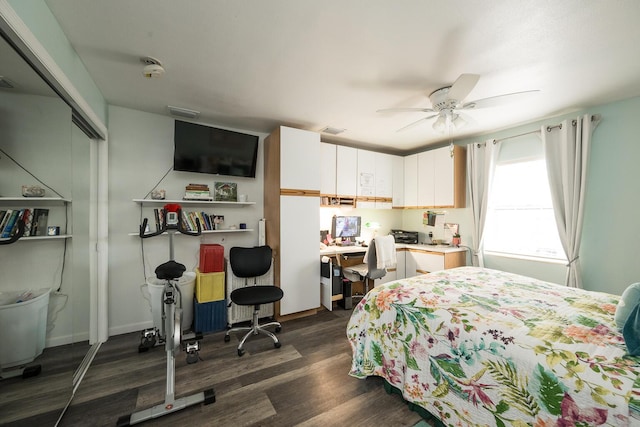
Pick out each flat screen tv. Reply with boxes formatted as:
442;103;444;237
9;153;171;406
173;120;259;178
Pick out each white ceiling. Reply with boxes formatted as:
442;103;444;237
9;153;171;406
44;0;640;153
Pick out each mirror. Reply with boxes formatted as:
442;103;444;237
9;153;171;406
0;34;93;424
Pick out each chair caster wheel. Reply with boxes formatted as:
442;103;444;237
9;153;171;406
275;326;282;333
274;342;281;349
237;348;245;357
224;335;230;343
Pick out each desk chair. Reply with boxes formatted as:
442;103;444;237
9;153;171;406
224;246;283;356
343;238;387;295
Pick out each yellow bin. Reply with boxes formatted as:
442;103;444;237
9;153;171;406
196;269;225;302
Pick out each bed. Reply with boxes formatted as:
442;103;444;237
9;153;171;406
347;266;640;426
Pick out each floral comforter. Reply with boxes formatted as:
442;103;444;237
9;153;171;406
347;267;640;426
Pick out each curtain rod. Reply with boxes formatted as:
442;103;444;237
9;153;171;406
493;114;600;144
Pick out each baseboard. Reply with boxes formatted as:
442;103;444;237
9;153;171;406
108;320;153;337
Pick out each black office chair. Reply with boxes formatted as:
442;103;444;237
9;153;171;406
224;245;284;356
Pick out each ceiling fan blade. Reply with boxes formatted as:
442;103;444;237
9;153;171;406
446;73;480;102
461;90;540;110
397;114;439;132
377;107;435;113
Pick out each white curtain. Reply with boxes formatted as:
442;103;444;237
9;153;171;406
542;114;599;288
466;140;498;267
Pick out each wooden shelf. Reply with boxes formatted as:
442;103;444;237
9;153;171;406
128;229;254;236
0;197;71;204
132;198;255;207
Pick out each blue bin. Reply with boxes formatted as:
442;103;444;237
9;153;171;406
194;298;227;333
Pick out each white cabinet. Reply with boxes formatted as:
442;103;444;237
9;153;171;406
415;145;466;208
375;152;393;209
356;149;394;209
417;150;436;207
405;248;466;277
403;154;418;208
356;149;376;200
392;155;404;208
336;145;357;197
320;142;337;196
280;127;321;190
265;126;321;317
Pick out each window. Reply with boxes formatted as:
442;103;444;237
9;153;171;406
483;145;566;261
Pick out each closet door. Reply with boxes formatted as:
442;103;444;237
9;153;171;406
279;195;320;315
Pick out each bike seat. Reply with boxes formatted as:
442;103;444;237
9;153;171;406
155;260;186;280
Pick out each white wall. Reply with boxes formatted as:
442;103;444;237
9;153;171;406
107;105;268;336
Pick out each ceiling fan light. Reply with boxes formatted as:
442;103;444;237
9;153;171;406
432;115;447;133
452;114;467;129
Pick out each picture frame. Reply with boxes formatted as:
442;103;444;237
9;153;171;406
213;182;238;202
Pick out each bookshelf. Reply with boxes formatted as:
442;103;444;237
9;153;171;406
132;199;255;207
132;198;255;235
0;197;71;243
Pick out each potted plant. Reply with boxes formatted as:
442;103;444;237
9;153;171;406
451;233;461;247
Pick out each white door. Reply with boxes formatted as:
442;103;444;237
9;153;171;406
279;195;320;315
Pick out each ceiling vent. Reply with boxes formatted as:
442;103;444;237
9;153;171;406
168;105;200;119
0;76;16;89
321;126;346;135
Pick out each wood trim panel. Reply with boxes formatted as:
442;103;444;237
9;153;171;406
264;128;282;298
280;188;321;197
444;250;467;269
276;308;318;322
453;145;467;208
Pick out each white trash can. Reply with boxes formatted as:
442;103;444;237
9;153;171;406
147;272;195;332
0;288;51;369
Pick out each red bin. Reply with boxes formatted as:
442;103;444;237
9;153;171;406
199;244;224;273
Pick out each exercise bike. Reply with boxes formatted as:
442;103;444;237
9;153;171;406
117;203;215;426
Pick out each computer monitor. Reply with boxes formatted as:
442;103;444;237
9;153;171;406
331;215;361;242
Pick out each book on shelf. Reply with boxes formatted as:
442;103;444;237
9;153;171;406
0;210;10;233
153;208;161;231
31;208;50;236
184;190;212;200
1;209;20;238
185;183;209;191
22;208;33;236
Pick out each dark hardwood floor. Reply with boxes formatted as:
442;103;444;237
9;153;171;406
4;307;425;426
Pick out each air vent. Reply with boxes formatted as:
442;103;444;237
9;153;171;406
168;105;200;119
321;126;346;135
0;76;16;89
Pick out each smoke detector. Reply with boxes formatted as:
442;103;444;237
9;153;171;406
140;56;165;78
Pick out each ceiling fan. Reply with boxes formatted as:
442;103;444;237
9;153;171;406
378;74;539;133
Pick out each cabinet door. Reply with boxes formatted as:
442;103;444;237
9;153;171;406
403;154;418;208
280;127;320;191
375;152;393;198
405;249;417;278
395;249;406;280
356;149;376;198
417;151;435;207
433;146;455;207
320;142;336;195
336;145;357;197
392;155;404;208
413;251;445;274
279;195;320;315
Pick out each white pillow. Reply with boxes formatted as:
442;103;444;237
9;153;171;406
615;282;640;330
